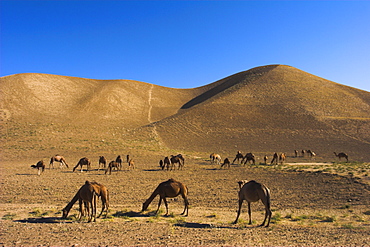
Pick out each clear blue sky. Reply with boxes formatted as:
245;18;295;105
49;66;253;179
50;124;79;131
1;1;369;91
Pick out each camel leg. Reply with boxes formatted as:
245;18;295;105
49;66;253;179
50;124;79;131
233;199;243;224
155;197;163;215
261;206;272;227
247;202;252;225
163;198;169;216
181;197;189;216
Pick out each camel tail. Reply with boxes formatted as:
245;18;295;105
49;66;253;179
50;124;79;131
265;186;271;209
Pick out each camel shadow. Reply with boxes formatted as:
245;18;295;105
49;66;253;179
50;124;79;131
16;173;38;176
112;210;149;218
15;217;66;224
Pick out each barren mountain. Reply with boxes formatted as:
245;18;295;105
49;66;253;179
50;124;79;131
1;65;370;161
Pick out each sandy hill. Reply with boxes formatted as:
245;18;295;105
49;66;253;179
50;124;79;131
1;65;370;161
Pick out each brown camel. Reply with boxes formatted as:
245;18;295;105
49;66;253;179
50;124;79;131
105;161;120;174
210;153;222;165
279;153;286;164
159;160;164;170
234;180;272;227
49;155;69;169
98;156;107;170
242;153;256;165
62;180;97;222
270;152;279;165
142;178;189;216
294;150;298;157
170;155;183;170
163;156;171;171
73;157;91;172
128;159;135;170
90;182;109;218
220;157;231;169
31;160;45;175
334;152;349;162
232;151;244;164
115;155;123;170
263;155;268;165
301;149;306;157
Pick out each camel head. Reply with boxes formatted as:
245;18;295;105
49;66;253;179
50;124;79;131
141;202;148;212
237;180;248;190
62;208;68;218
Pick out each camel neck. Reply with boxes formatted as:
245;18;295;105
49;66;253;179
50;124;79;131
63;192;79;212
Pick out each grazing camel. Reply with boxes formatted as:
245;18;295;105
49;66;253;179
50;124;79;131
62;181;97;222
232;151;244;164
163;156;171;171
170;155;183;170
105;161;120;175
234;180;272;227
90;182;109;218
115;155;123;170
31;160;45;175
270;152;279;165
334;152;349;162
73;157;91;172
98;156;107;170
49;155;69;169
279;153;286;164
294;150;298;157
220;158;231;169
141;178;189;216
159;160;164;170
242;153;256;165
210;153;222;165
263;155;268;165
128;159;135;170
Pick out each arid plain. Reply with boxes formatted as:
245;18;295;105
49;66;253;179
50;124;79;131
1;65;370;246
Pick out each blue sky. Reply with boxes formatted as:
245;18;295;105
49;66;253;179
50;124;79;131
1;1;369;92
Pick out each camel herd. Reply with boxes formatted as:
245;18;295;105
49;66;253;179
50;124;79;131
29;150;350;225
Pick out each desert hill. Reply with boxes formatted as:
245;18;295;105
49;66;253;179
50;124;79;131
1;65;370;161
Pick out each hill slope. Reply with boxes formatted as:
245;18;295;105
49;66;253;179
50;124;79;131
1;65;370;161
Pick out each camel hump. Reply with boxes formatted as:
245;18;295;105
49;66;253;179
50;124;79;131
168;178;176;182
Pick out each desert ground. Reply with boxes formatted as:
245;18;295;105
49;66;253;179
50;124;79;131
1;152;370;246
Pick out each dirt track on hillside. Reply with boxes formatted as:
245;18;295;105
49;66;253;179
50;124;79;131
1;155;370;246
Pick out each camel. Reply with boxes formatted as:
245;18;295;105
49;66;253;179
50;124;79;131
301;149;306;157
220;158;231;169
232;151;244;164
90;182;109;218
263;155;268;165
73;157;91;172
105;161;120;174
163;156;171;171
234;180;272;227
62;181;97;222
210;153;222;165
159;160;164;170
242;153;256;165
279;153;286;164
176;154;185;166
141;178;189;216
115;155;123;170
270;152;279;165
294;150;298;157
128;159;135;170
31;160;45;175
126;154;130;163
49;155;69;169
98;156;107;170
334;152;349;162
170;155;183;170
